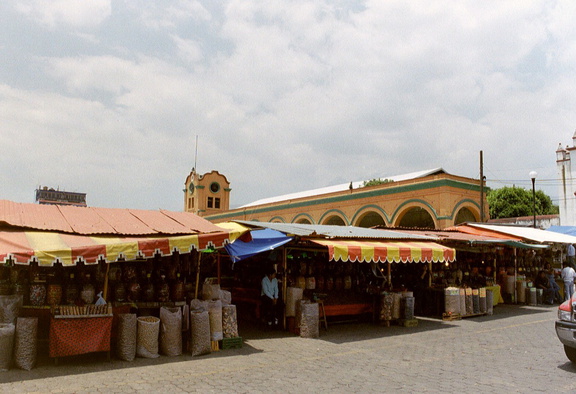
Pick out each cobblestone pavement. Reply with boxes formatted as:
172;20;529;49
1;304;574;393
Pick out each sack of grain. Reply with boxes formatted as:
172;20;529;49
190;310;211;356
136;316;160;359
14;317;37;370
286;287;303;317
160;307;182;357
0;323;15;371
222;304;238;338
117;314;137;361
299;302;319;339
202;283;221;301
208;300;223;341
0;295;23;324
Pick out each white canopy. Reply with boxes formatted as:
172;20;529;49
468;223;576;244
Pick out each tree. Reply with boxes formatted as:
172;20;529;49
362;178;394;187
487;186;558;219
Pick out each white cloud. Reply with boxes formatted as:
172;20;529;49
14;0;111;28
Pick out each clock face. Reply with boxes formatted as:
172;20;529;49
189;182;195;193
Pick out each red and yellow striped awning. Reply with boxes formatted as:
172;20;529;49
0;230;236;267
311;239;456;263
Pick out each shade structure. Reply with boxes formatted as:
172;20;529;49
310;239;456;263
224;228;293;263
0;230;235;266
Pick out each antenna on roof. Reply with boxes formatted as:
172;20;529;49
194;135;199;172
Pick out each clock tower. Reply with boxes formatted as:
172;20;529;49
184;168;231;216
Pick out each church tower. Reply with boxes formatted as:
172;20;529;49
556;131;576;225
184;169;231;216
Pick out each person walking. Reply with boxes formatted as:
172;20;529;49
561;261;576;301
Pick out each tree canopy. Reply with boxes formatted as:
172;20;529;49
362;178;394;187
487;186;558;219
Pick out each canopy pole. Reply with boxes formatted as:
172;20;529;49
103;261;111;301
387;262;392;289
428;262;432;287
217;253;221;284
194;252;202;299
514;248;517;304
283;247;288;330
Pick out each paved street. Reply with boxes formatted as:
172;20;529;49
1;304;574;393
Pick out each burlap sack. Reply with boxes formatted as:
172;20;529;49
0;295;22;324
286;287;303;317
0;323;15;371
190;310;211;356
160;307;182;357
300;303;319;339
202;283;221;301
14;317;37;370
136;316;160;359
117;314;137;361
222;304;238;338
208;300;223;341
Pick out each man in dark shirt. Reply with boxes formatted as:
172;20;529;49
534;270;555;305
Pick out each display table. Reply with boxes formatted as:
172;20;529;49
49;315;113;364
485;285;503;306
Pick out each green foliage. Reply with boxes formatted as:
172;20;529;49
487;186;558;219
362;178;394;187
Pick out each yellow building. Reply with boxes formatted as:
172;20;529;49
183;169;231;217
187;168;487;229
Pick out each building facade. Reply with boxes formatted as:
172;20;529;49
556;131;576;225
195;168;487;230
183;169;231;216
35;187;87;207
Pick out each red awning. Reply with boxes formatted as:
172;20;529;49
310;239;456;263
0;230;233;267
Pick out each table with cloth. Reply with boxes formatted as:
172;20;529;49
49;315;113;364
485;285;503;306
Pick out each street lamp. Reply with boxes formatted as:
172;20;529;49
529;171;537;228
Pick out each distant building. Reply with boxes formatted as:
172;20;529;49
35;187;87;207
556;131;576;226
196;168;487;230
183;169;231;216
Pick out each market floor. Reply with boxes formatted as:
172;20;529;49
1;304;574;393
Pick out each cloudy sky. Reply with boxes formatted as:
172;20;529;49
1;1;574;211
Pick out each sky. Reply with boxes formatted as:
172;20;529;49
1;1;575;212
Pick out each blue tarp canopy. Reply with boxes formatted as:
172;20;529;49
224;228;293;263
547;226;576;237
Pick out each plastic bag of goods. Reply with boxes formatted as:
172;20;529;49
401;296;415;320
190;299;208;312
516;281;526;303
117;314;137;362
136;316;160;359
0;323;15;371
14;317;37;370
465;288;473;315
380;294;393;321
160;307;182;357
202;283;221;301
392;293;402;320
486;289;494;315
222;304;239;338
0;295;23;324
208;300;223;341
479;288;487;314
190;310;211;356
219;290;232;305
459;289;466;316
472;289;480;314
286;287;304;317
444;287;460;315
300;302;319;339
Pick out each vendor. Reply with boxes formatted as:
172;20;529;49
261;268;279;326
466;267;486;288
534;270;555;305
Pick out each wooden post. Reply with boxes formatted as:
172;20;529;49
103;261;110;301
217;253;221;285
283;247;288;330
194;252;202;300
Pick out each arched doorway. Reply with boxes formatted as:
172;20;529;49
356;211;386;228
295;218;312;224
454;207;477;225
323;215;346;226
397;207;435;229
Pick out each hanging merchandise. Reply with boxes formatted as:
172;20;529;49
13;317;37;371
29;282;46;307
80;275;95;304
171;274;184;302
142;274;155;302
156;275;170;302
46;284;62;307
116;314;137;362
160;307;182;357
136;316;160;359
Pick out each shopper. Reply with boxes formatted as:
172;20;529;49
568;244;576;266
534;270;555;305
261;268;279;326
561;261;576;301
544;262;562;303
